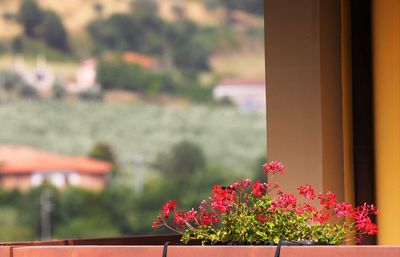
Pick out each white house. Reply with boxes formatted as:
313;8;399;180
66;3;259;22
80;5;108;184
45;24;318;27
213;78;266;112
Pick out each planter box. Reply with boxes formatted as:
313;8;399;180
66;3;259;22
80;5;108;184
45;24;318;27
5;245;400;257
0;235;398;257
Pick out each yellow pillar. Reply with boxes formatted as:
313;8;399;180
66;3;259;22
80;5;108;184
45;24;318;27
372;0;400;245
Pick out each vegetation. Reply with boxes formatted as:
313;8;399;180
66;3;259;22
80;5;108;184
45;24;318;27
16;0;69;52
0;100;266;175
154;161;378;245
153;141;206;178
0;0;266;242
87;16;213;73
203;0;264;16
42;11;69;51
0;138;264;241
18;0;43;37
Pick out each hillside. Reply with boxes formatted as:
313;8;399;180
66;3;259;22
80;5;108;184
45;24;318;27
0;0;265;79
0;100;266;176
0;0;259;38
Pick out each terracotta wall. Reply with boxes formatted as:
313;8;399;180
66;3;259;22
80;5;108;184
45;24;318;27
0;174;32;191
78;174;106;191
4;246;400;257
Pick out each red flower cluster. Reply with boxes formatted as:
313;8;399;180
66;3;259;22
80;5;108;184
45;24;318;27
162;200;177;218
318;191;337;209
298;184;315;200
153;160;378;244
252;180;266;197
200;211;218;226
230;178;251;191
334;202;353;218
152;213;164;229
353;203;378;235
271;193;297;210
263;161;284;176
211;185;236;213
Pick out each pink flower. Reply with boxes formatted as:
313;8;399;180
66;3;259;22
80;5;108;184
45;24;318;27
162;200;177;219
318;191;337;209
352;203;378;235
355;216;378;235
230;181;240;189
230;178;251;190
152;213;164;229
241;178;252;187
334;202;354;218
187;208;198;221
298;184;315;200
272;193;297;210
263;161;284;175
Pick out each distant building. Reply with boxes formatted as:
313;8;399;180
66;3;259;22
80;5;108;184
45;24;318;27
213;78;266;111
14;56;55;96
66;58;98;93
0;145;111;191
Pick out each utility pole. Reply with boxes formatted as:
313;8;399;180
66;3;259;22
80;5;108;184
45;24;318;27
133;153;144;193
40;189;52;240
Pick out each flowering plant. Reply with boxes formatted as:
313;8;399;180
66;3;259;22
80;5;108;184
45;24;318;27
152;161;378;245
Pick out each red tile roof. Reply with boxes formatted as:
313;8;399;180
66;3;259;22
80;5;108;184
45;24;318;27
123;51;160;69
0;145;111;174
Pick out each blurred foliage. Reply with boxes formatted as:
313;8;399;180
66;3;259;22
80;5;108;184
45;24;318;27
87;15;212;73
0;119;266;240
18;0;43;37
204;0;264;16
0;70;38;101
78;87;103;101
16;0;70;53
97;60;163;93
42;11;69;51
0;101;266;174
0;207;33;241
97;59;212;102
88;141;117;164
153;140;206;178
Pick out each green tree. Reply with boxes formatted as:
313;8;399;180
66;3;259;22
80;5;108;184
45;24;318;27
218;0;264;16
154;141;206;177
42;11;69;51
97;60;163;93
164;20;211;72
18;0;43;37
88;142;117;165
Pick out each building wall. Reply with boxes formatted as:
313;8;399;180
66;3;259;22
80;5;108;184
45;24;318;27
78;174;106;191
0;173;107;191
265;0;344;200
0;174;32;191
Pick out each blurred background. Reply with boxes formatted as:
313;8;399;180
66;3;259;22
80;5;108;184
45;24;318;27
0;0;265;241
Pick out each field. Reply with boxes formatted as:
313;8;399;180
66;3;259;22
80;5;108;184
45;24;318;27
0;100;266;178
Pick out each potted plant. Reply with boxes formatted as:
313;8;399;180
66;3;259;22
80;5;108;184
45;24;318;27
152;161;378;245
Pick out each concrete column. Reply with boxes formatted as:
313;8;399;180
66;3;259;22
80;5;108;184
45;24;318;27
264;0;344;200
